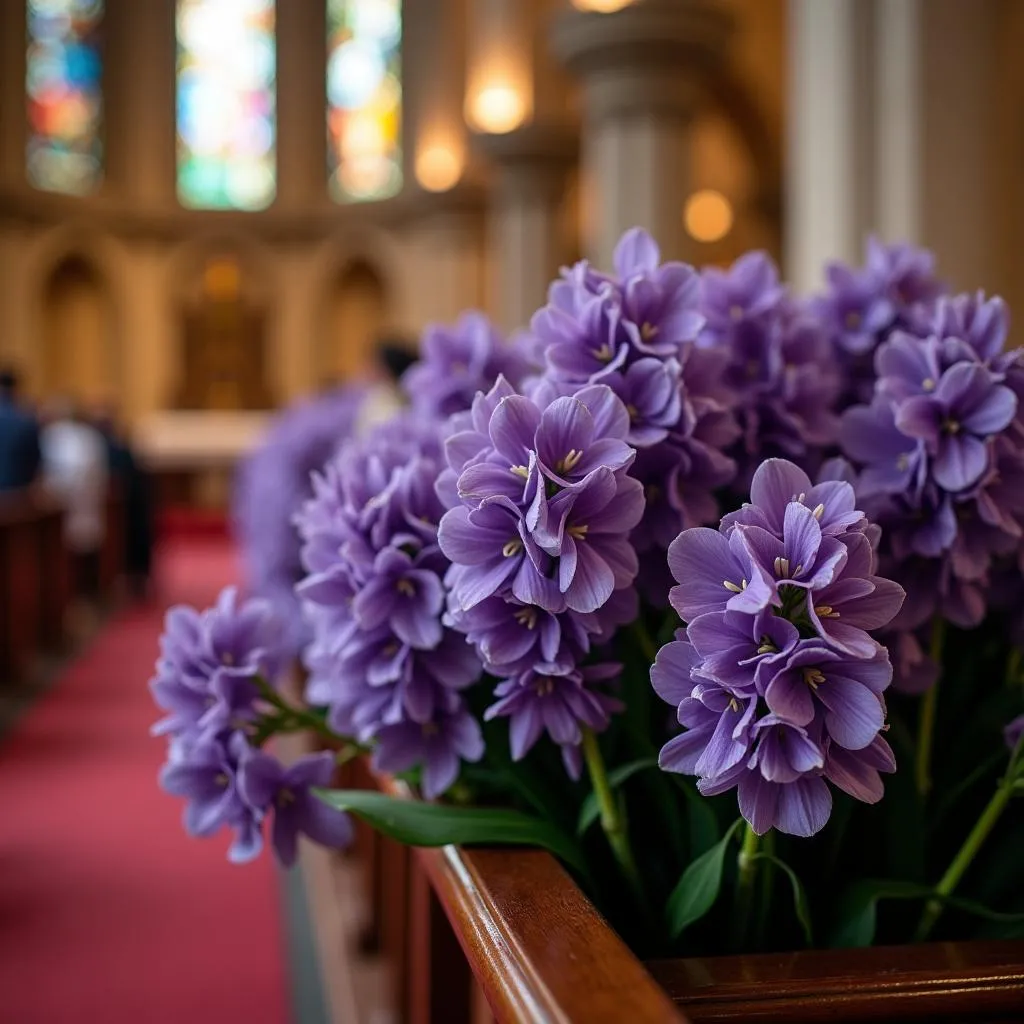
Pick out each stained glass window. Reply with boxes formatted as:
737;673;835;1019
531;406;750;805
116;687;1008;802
176;0;277;210
26;0;104;196
327;0;402;203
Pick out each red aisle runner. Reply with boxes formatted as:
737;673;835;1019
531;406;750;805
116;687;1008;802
0;539;290;1024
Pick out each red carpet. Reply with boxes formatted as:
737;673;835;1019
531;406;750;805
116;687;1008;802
0;538;291;1024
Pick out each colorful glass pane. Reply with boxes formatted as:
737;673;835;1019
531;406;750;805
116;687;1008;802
176;0;276;210
327;0;402;203
26;0;104;195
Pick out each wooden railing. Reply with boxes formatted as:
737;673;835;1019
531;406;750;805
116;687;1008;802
270;660;1024;1024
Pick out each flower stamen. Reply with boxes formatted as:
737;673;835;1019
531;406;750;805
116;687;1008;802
756;636;778;655
535;677;555;697
557;449;584;474
803;667;826;691
510;464;530;479
812;503;825;520
502;538;523;558
773;556;791;578
514;606;539;630
593;343;614;363
396;578;416;596
922;377;936;392
568;524;589;540
814;605;840;619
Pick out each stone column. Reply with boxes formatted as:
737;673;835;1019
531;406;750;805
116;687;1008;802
551;0;732;269
0;1;27;189
477;124;576;330
784;0;874;292
106;0;177;207
276;0;327;212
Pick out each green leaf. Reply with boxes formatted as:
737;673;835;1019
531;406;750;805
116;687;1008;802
666;818;743;938
749;852;813;946
315;788;585;873
576;757;656;835
830;878;1024;948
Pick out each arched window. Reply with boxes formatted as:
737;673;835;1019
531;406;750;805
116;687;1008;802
176;0;277;210
26;0;104;196
327;0;402;203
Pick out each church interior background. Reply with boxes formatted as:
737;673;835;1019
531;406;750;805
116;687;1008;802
2;0;1020;491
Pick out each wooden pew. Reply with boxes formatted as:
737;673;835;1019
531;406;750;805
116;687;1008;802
0;491;44;685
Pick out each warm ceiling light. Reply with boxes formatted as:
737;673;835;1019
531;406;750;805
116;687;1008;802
684;189;734;243
468;84;526;135
415;145;462;193
571;0;634;11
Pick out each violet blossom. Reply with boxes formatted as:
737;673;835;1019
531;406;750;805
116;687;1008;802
652;458;904;837
698;253;840;488
296;410;485;793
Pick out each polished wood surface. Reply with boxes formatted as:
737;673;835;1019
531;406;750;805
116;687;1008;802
414;843;689;1024
648;940;1024;1022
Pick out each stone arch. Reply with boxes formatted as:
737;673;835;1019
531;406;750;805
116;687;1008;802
24;226;128;407
308;225;411;387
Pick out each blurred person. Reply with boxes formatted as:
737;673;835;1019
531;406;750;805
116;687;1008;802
0;367;42;491
41;397;108;605
93;402;154;600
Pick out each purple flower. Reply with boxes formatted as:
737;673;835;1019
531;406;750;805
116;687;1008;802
159;732;264;863
403;312;531;418
149;588;285;742
484;663;622;771
295;408;486;795
652;458;903;837
373;705;485;799
233;385;367;654
896;363;1016;492
698;255;840;485
238;749;352;867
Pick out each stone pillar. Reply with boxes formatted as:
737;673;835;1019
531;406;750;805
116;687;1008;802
106;0;177;207
0;1;27;189
784;0;874;293
406;191;487;326
477;124;576;330
276;0;327;211
551;0;731;269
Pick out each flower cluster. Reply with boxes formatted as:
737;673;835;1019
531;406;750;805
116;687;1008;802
232;385;367;655
651;460;905;836
151;587;352;865
698;253;841;488
839;291;1024;686
296;412;484;798
814;238;946;406
529;229;739;590
438;376;638;775
402;311;532;418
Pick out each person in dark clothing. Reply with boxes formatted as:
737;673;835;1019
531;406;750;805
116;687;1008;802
93;406;155;599
0;368;42;491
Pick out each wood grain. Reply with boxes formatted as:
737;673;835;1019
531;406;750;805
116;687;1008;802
647;940;1024;1022
414;844;690;1024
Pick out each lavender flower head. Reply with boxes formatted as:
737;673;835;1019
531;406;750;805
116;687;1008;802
296;410;484;798
652;459;905;837
814;237;946;406
699;253;840;489
839;291;1024;687
232;385;367;655
151;586;351;866
402;312;532;418
529;228;739;589
438;374;642;773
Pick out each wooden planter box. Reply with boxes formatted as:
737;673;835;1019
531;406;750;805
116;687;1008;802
277;685;1024;1024
365;784;1024;1023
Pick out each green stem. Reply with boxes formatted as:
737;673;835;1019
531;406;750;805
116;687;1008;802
733;823;762;949
581;728;649;913
254;675;366;758
630;620;658;665
914;777;1016;941
1006;648;1023;688
914;617;946;797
